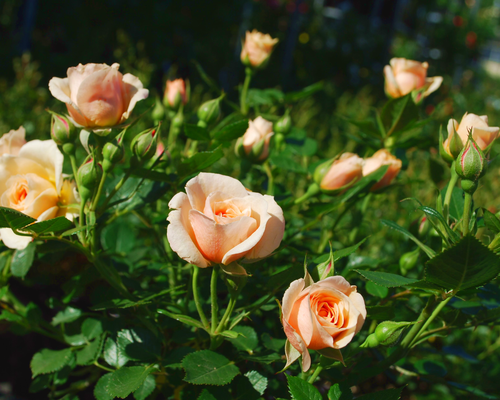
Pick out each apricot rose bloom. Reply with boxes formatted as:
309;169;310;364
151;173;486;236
164;79;188;109
0;127;26;156
0;140;78;249
320;153;364;191
48;63;149;129
167;173;285;269
443;113;499;156
237;116;274;161
282;275;366;371
362;149;402;191
241;30;279;68
384;58;442;99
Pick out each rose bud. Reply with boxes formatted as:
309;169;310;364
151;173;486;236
197;96;222;126
166;172;285;269
77;158;103;203
102;139;125;173
0;126;26;156
362;149;402;191
444;113;499;156
274;112;292;136
235;116;274;162
48;63;149;130
163;79;188;110
383;58;442;100
50;112;76;145
455;134;485;194
131;127;159;162
314;153;364;193
281;274;366;371
360;321;413;348
241;30;279;69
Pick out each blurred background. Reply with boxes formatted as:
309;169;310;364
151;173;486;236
2;0;500;399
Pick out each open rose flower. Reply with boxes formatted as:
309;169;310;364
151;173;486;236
164;79;188;109
241;30;279;68
384;58;442;100
235;116;274;162
0;126;26;156
362;149;402;191
443;112;499;156
282;275;366;371
0;140;78;249
317;153;364;192
48;63;149;130
167;173;285;271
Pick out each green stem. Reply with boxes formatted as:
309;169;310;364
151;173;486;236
463;192;473;236
210;266;219;335
240;68;253;116
192;265;209;329
263;161;274;196
489;233;500;250
443;161;458;223
90;172;107;212
307;365;324;384
401;296;436;348
215;291;238;334
294;183;320;205
410;296;452;348
98;170;132;214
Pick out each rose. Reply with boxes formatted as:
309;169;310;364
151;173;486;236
241;30;279;68
0;126;26;156
48;63;149;129
166;172;285;269
384;58;442;99
164;79;188;109
235;116;274;161
443;113;499;156
362;149;402;191
281;275;366;371
318;153;364;191
0;140;78;249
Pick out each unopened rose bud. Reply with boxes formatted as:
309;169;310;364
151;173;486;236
197;96;223;126
399;248;419;274
360;321;413;348
152;97;165;122
274;112;292;135
446;113;499;155
418;215;430;237
455;134;484;182
241;30;279;69
362;149;402;191
235;116;273;162
314;153;364;193
163;79;188;110
51;112;76;145
131;127;158;162
77;159;103;202
102;140;125;173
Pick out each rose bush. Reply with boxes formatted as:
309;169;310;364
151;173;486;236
241;30;279;68
167;172;285;268
48;63;149;129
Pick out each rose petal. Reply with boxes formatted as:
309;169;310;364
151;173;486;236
423;76;443;97
0;155;49;195
383;65;401;98
0;228;32;250
120;73;149;123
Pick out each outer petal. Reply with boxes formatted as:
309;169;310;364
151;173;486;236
0;155;49;194
0;228;32;250
167;192;209;268
423;76;443;97
472;126;499;150
120;73;149;122
18;140;63;194
282;278;305;321
48;77;74;106
315;275;353;294
383;65;401;98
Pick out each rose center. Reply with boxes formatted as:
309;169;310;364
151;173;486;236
7;178;29;210
211;201;252;225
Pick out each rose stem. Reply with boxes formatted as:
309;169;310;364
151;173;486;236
192;265;209;329
240;67;253;116
443;160;458;223
462;191;473;236
307;365;323;384
210;266;219;335
263;160;274;196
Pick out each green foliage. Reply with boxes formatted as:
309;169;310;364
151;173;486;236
286;375;322;400
182;350;239;385
10;242;36;278
105;366;155;399
31;348;74;377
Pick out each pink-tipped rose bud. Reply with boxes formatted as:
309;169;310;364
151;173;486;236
131;127;159;162
0;126;26;156
362;149;402;191
444;113;499;156
241;30;279;68
384;58;442;99
315;153;364;192
235;116;274;162
164;79;188;110
48;63;149;130
50;112;76;145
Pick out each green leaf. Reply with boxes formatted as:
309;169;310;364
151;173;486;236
133;374;156;400
164;347;196;369
483;208;500;233
29;374;52;393
227;325;258;353
381;93;418;136
157;308;205;329
106;366;154;399
117;328;161;363
355;270;419;287
104;337;129;368
94;373;114;400
76;336;103;366
414;359;447;376
31;348;74;377
182;350;239;385
381;219;436;258
241;351;281;364
81;318;103;340
261;333;285;352
328;382;353;400
179;146;224;177
198;389;218;400
24;217;73;235
0;206;36;230
213;120;249;141
184;123;210;141
270;150;307;173
286;375;322;400
51;306;82;325
333;237;368;262
425;235;500;292
284;81;324;102
442;186;464;221
366;281;389;298
247;88;284;106
340;165;389;203
356;387;404;400
245;370;267;395
10;242;36;278
418;205;460;244
366;305;395;321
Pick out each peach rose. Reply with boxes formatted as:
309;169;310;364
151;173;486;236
241;30;279;68
0;140;78;249
282;275;366;371
443;113;499;155
48;63;149;129
167;173;285;270
320;153;364;191
236;116;274;161
0;126;26;156
384;58;442;99
362;149;402;191
164;79;188;108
